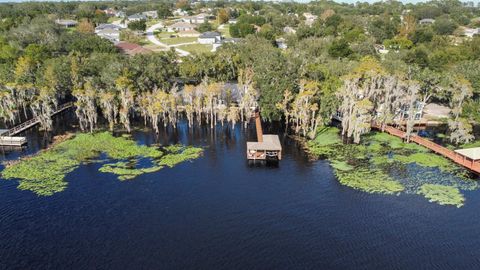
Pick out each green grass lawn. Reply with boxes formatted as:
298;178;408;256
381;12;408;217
160;36;197;45
156;31;174;38
177;43;212;54
218;24;231;38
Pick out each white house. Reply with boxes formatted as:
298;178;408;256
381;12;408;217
374;44;389;54
182;13;209;24
115;11;126;18
463;28;480;38
173;9;188;17
419;18;435;25
96;28;120;42
198;31;221;44
142;11;158;19
303;12;318;26
283;26;296;34
95;23;123;33
168;22;196;32
128;14;147;22
55;19;77;28
276;38;288;49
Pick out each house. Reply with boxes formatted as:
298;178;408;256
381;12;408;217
173;9;188;17
168;22;196;32
303;12;318;26
55;19;78;28
95;24;122;33
142;11;158;19
212;38;242;52
128;14;147;22
276;38;287;49
374;44;389;54
198;31;221;44
115;42;152;56
463;27;479;38
399;101;425;121
178;29;201;37
182;13;210;24
103;8;117;16
115;11;126;18
283;26;296;34
96;28;120;42
419;18;435;25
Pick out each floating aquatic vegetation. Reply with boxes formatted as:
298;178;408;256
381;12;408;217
307;128;478;207
306;127;342;157
417;184;464;208
158;145;203;168
330;160;354;172
393;152;457;172
99;161;163;181
389;163;478;194
335;169;404;194
1;132;202;196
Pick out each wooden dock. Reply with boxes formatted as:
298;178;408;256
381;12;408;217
3;102;73;137
0;102;73;146
373;123;480;174
246;111;282;161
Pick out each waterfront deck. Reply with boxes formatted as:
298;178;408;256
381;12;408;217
0;102;73;146
247;135;282;160
246;111;282;161
0;136;27;146
373;123;480;174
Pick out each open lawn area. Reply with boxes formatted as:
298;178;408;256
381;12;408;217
160;36;197;45
218;24;231;38
177;43;212;54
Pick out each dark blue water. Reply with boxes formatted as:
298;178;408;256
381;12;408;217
1;119;480;269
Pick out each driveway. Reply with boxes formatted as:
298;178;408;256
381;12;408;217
146;22;190;56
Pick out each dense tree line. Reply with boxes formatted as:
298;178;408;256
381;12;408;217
1;0;480;145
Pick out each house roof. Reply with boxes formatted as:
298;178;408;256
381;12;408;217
96;24;122;31
419;18;435;23
199;31;221;38
178;29;200;35
97;28;120;35
247;135;282;151
128;14;147;20
455;148;480;160
55;19;77;26
115;42;152;55
170;22;195;28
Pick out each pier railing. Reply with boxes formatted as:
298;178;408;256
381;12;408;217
5;102;73;136
372;122;480;174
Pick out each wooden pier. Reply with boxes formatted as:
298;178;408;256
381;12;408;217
0;102;73;147
373;123;480;174
246;111;282;161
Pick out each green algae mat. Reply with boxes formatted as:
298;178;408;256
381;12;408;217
307;127;478;208
1;132;202;196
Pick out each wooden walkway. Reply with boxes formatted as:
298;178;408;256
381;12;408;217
373;123;480;174
3;102;73;137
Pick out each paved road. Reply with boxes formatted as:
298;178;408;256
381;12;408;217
146;22;190;56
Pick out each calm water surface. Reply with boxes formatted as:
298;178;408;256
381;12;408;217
1;116;480;269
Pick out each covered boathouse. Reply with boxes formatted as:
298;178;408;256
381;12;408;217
246;111;282;161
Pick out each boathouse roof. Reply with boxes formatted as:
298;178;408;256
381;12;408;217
247;135;282;151
455;148;480;160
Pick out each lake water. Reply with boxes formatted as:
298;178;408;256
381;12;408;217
1;116;480;269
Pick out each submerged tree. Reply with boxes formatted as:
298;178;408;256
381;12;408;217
115;71;135;133
448;77;474;144
73;80;97;132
